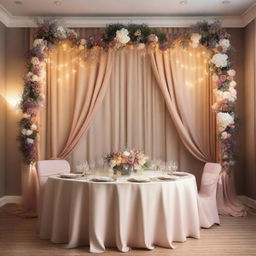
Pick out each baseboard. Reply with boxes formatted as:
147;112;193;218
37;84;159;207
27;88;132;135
238;195;256;210
0;195;22;207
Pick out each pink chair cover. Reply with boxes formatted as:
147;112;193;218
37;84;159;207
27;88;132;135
37;160;71;190
198;162;222;228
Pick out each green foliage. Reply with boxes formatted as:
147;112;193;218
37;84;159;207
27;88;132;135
127;24;152;43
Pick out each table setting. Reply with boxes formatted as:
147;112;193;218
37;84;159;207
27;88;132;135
39;149;200;253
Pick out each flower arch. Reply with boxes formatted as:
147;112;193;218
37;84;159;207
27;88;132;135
19;20;237;174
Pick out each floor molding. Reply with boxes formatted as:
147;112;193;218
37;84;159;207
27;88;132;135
0;195;22;207
239;195;256;210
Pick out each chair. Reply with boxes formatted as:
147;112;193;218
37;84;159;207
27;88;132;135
198;162;222;228
37;159;71;189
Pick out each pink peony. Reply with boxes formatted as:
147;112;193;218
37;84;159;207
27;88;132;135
227;69;236;77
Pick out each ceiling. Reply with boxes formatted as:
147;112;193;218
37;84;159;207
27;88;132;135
0;0;255;16
0;0;255;27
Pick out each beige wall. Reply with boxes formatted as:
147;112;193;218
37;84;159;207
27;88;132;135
5;28;26;195
0;26;254;198
0;22;6;197
244;20;256;200
227;28;246;196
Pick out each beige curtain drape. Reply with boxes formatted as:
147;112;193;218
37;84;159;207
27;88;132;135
42;44;113;159
150;46;216;163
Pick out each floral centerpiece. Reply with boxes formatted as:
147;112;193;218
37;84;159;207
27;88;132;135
104;149;150;176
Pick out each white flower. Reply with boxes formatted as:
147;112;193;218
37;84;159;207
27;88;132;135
221;131;231;140
33;39;44;48
21;129;27;135
137;43;145;50
55;26;67;40
211;53;228;68
227;69;236;77
31;57;40;66
31;74;40;82
217;112;234;132
115;28;130;44
26;129;33;136
123;151;130;157
219;39;230;51
190;33;201;48
31;124;37;130
138;158;146;166
229;80;237;87
26;138;34;144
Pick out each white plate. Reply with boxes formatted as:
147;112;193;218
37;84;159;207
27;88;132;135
60;173;80;179
171;172;188;176
128;177;151;183
91;176;114;182
156;176;177;181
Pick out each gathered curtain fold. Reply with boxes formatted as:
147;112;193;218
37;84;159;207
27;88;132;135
150;46;216;163
45;47;114;159
150;46;246;216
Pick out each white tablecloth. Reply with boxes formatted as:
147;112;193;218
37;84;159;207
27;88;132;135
39;172;200;253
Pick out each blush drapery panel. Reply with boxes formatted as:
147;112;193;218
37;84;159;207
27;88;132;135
67;48;204;177
150;46;216;163
43;44;113;159
150;46;246;216
21;29;113;215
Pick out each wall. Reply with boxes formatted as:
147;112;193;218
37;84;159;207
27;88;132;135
244;20;256;200
0;22;6;197
227;28;246;196
4;28;26;195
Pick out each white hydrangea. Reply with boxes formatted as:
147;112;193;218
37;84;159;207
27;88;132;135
123;151;130;157
31;124;37;130
31;57;40;66
190;33;202;48
55;26;67;40
217;112;234;132
219;39;230;51
115;28;130;44
22;129;33;136
26;138;34;144
211;53;228;68
221;131;231;140
33;39;44;48
229;80;237;87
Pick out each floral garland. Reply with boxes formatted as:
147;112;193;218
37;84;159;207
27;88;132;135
19;20;237;172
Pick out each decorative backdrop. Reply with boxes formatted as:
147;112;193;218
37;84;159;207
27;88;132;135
19;20;246;216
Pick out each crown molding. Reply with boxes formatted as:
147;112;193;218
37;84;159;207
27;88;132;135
0;3;255;28
242;2;256;27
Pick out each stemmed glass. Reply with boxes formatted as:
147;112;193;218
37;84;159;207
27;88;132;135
172;161;178;173
158;161;166;175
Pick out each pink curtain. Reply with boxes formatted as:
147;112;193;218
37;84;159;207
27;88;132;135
150;47;216;163
20;29;114;216
150;47;246;216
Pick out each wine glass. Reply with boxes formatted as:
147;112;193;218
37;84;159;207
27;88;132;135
76;161;84;173
82;160;89;176
166;160;174;174
172;161;178;173
158;161;166;175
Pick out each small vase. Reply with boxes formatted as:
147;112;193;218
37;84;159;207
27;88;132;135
113;166;133;176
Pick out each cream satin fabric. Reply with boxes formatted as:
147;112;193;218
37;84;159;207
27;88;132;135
44;44;113;158
150;46;216;163
67;49;205;176
39;174;200;253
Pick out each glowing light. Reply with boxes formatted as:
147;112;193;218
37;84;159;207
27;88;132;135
185;81;193;88
6;96;20;109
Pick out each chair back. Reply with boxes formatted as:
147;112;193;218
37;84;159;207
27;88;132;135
37;160;70;189
199;162;221;197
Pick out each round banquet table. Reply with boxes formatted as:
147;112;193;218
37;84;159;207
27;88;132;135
39;172;200;253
